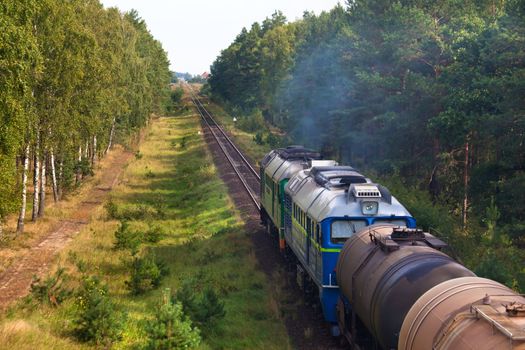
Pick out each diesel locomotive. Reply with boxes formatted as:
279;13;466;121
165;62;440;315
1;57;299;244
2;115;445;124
260;146;525;350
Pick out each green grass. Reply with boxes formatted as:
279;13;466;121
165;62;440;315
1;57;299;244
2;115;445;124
0;112;290;349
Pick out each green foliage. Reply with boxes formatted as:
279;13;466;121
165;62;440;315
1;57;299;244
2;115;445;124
142;289;201;350
236;110;267;133
253;131;265;145
174;282;226;333
114;220;143;254
127;252;168;295
208;1;525;290
73;275;123;345
28;268;72;307
0;0;171;224
171;88;184;105
144;224;165;243
104;199;119;220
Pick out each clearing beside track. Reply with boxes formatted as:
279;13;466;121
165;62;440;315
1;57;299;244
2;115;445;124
0;112;290;349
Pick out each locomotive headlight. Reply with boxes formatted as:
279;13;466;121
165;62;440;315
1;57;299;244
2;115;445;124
361;201;379;215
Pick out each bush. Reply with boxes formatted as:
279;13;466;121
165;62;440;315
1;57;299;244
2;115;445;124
29;268;72;307
73;275;123;345
114;221;143;254
237;109;266;133
265;132;281;148
127;253;168;295
175;282;225;333
144;224;165;243
105;199;119;220
76;158;94;177
143;289;201;350
253;131;265;145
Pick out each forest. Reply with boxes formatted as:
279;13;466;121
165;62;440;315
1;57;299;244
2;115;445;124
0;0;171;234
207;0;525;289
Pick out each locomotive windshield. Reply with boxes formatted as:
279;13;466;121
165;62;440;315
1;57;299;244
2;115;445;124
331;220;367;243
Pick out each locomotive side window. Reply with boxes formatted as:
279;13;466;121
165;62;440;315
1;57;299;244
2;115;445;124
331;220;367;244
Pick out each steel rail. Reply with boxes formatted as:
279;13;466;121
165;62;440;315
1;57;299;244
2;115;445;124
187;85;261;210
188;86;260;180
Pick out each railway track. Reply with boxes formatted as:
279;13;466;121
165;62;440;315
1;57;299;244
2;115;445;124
187;85;261;210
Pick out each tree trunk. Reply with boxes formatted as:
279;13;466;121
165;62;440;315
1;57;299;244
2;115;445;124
92;135;97;166
106;117;116;154
17;144;30;233
84;140;88;159
76;145;82;184
32;137;41;221
50;149;58;202
462;139;470;229
58;157;63;199
38;151;47;217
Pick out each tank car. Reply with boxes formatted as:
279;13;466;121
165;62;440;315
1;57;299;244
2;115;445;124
336;224;525;349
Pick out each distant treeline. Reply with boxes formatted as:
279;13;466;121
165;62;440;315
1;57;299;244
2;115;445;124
0;0;170;233
208;1;525;288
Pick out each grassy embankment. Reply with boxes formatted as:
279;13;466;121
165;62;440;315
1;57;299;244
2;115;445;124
0;110;290;349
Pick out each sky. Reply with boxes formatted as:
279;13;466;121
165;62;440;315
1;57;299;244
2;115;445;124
99;0;343;75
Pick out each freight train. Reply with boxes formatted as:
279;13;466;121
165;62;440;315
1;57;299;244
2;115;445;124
260;146;525;350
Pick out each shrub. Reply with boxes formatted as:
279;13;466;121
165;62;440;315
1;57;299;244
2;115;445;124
152;196;168;219
114;220;143;254
144;224;165;243
135;150;143;159
73;275;123;345
175;282;225;333
127;253;168;295
180;136;188;149
76;158;94;177
237;109;266;133
265;132;281;148
143;289;201;350
119;204;158;221
104;199;119;219
253;131;265;145
29;268;72;307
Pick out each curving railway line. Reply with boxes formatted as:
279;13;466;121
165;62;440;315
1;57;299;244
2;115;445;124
187;85;261;210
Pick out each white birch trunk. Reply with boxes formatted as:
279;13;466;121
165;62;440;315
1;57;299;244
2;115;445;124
17;145;30;233
92;135;97;166
32;138;40;221
50;149;58;202
106;117;116;154
38;151;47;217
84;140;88;159
76;145;82;184
58;157;63;199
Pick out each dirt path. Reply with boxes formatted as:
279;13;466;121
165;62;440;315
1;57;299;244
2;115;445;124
0;148;132;309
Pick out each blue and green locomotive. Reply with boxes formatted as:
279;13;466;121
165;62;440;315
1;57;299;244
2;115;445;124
259;146;416;332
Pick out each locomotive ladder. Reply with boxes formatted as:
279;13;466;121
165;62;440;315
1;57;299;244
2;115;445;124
187;84;261;210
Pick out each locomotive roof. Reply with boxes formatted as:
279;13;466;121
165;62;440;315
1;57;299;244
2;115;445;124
261;147;322;184
310;166;366;188
285;166;412;222
275;146;321;160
